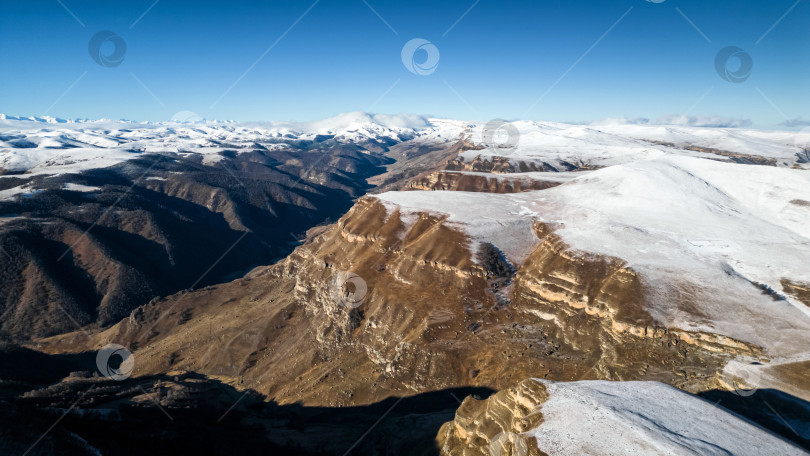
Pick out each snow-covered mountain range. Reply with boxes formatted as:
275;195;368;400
4;113;809;352
3;112;807;175
0;112;450;177
3;112;810;454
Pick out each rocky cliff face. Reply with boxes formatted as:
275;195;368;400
437;379;547;456
407;171;562;193
39;197;746;408
437;378;808;455
445;155;548;173
10;118;810;455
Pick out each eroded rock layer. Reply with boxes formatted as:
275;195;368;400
407;171;563;193
437;379;547;456
38;197;745;408
438;379;808;455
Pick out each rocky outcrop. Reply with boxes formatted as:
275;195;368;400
782;278;810;308
437;379;547;456
446;155;589;173
368;138;472;193
407;171;562;193
38;197;748;408
645;140;778;166
438;379;809;455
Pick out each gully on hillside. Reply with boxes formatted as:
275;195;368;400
0;124;464;340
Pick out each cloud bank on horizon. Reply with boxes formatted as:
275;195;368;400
2;111;802;133
589;114;753;129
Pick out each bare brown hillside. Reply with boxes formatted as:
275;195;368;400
0;144;396;339
37;197;751;409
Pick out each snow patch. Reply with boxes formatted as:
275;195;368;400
530;380;807;456
374;155;810;356
62;183;100;192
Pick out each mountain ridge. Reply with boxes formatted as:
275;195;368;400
3;113;810;454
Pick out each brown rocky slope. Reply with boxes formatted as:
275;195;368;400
0;143;395;339
39;197;755;407
437;378;808;455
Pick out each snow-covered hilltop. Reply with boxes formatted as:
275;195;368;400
439;378;809;455
2;112;808;179
462;119;810;169
375;122;810;406
4;113;810;358
377;154;810;359
7;113;809;453
0;112;461;178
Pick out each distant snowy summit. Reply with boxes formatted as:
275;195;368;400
0;114;72;124
0;113;224;125
2;112;809;177
0;111;433;132
0;111;454;143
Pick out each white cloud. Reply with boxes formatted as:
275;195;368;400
240;112;432;133
779;118;810;128
591;114;752;128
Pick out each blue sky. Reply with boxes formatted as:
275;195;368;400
1;0;808;128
